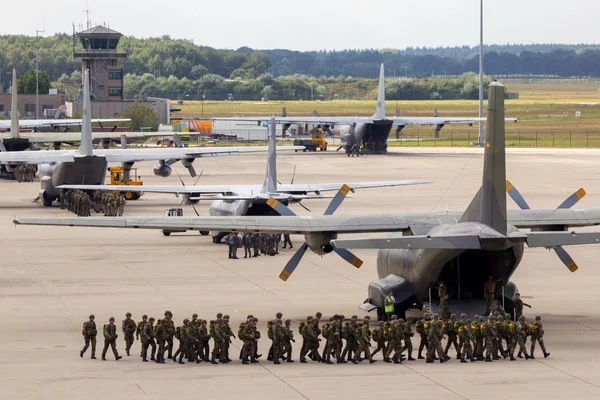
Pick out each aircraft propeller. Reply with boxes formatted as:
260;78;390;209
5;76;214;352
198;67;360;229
174;169;204;216
266;184;363;281
506;180;585;272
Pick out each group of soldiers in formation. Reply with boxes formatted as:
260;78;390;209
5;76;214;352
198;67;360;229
79;308;550;365
61;189;126;217
338;139;387;157
14;165;36;182
224;232;293;259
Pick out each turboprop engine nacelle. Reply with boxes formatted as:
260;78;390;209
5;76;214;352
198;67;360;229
153;163;172;177
306;232;338;255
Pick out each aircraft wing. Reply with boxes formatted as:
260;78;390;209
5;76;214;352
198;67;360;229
213;116;374;125
277;180;431;193
95;145;303;163
0;150;75;164
56;184;253;195
19;131;150;142
0;118;131;130
388;117;518;126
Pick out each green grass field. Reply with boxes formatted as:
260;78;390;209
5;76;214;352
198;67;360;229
172;81;600;148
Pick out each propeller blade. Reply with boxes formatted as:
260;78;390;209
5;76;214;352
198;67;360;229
333;248;363;269
323;184;351;216
505;180;531;210
298;201;311;213
173;134;183;148
279;243;309;281
290;164;296;185
553;246;578;272
557;188;586;209
187;164;197;177
165;159;178;166
277;180;282;185
266;197;297;217
175;170;186;186
193;170;204;186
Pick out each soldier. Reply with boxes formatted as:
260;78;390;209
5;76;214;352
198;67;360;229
352;318;376;364
426;314;447;363
444;314;460;359
80;193;91;217
281;319;295;362
341;315;357;362
173;318;190;364
238;316;251;361
242;233;252;258
492;315;507;359
80;314;97;359
398;321;412;358
494;301;507;319
199;319;210;362
472;316;484;361
529;316;550;359
436;280;450;319
155;319;170;363
514;293;532;320
298;316;311;362
136;314;148;357
320;317;333;362
117;195;125;216
271;319;285;364
385;316;405;364
186;317;200;362
515;316;531;359
300;318;321;363
371;321;387;360
273;233;281;254
267;312;284;361
241;317;260;364
210;318;224;364
484;276;503;315
482;316;497;362
141;317;156;362
458;321;475;363
101;317;122;361
251;233;261;257
121;312;136;356
282;233;293;249
325;316;343;364
221;318;235;363
415;314;429;359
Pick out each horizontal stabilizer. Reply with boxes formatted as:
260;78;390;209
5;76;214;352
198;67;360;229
526;231;600;248
332;234;482;250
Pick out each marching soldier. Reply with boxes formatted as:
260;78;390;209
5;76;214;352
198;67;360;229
282;233;293;249
341;315;357;362
136;315;148;356
271;319;285;364
426;314;446;363
141;317;157;362
300;318;321;363
458;321;475;363
242;233;252;258
173;318;190;364
444;314;460;359
415;314;429;359
516;316;531;360
101;317;122;361
281;319;295;362
352;318;376;364
241;317;260;364
484;276;503;315
529;316;550;359
403;320;416;361
80;314;97;359
221;318;235;363
122;312;137;356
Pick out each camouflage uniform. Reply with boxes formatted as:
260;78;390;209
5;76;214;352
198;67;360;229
437;282;450;319
515;316;530;359
271;320;286;364
221;319;235;363
352;319;375;364
458;322;474;363
403;321;415;360
141;318;156;362
425;316;446;363
173;319;190;364
80;315;97;359
164;312;175;359
415;317;429;359
198;320;210;362
101;318;122;360
371;321;387;360
443;314;460;359
135;315;148;356
210;319;224;364
341;317;357;361
155;319;169;363
325;318;343;364
242;233;252;258
281;319;295;362
121;313;137;356
529;316;550;359
251;233;261;257
482;317;497;362
384;318;404;363
241;318;260;364
300;319;321;363
282;233;293;249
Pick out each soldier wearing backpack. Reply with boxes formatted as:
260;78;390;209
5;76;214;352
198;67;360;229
80;314;97;359
101;317;122;361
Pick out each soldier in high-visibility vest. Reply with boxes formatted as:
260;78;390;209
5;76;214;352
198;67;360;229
384;292;395;321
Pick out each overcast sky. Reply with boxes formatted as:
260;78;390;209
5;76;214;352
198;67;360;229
1;0;597;51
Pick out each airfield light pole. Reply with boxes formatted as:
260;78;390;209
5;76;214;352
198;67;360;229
478;0;484;146
35;26;45;119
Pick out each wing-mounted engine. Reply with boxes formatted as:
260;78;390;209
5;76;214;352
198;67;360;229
153;162;172;177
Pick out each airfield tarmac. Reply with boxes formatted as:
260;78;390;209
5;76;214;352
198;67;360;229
1;147;600;400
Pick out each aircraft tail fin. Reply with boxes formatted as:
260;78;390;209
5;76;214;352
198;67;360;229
372;63;386;120
78;69;93;156
10;69;19;138
260;117;277;194
460;82;507;235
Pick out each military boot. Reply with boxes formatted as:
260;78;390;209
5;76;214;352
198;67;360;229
544;351;551;358
210;355;218;365
178;354;185;365
510;354;516;361
142;357;148;362
460;359;468;363
485;356;492;362
529;352;535;360
425;358;434;363
250;356;259;364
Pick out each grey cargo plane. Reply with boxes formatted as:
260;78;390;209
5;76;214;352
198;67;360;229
56;117;430;244
0;70;301;206
213;64;517;153
13;83;600;317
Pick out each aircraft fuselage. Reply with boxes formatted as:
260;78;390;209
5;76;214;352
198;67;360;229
337;120;393;154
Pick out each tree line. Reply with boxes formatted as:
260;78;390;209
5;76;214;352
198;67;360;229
0;33;598;100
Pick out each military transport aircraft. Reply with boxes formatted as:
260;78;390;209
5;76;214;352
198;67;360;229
0;70;302;206
15;82;600;318
56;117;430;243
213;64;517;153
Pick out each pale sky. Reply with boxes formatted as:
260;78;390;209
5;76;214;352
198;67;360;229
1;0;597;51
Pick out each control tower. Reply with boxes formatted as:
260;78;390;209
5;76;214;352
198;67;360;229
74;26;127;101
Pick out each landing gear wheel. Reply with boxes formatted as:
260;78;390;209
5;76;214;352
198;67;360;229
162;231;171;237
124;191;134;200
42;193;53;207
131;192;140;200
200;231;209;236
